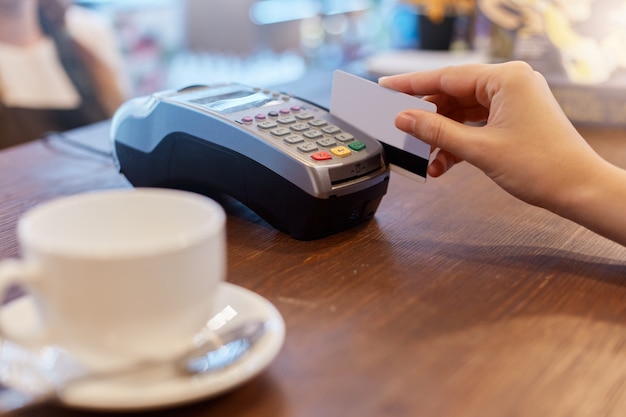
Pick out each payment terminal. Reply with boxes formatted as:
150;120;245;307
111;83;390;240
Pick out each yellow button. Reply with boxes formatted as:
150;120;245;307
330;146;352;158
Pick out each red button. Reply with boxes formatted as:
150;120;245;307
311;151;332;161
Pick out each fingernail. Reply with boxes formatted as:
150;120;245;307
395;113;416;132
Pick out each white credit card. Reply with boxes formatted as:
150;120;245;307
329;70;436;182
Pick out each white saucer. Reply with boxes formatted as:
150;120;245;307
0;283;285;411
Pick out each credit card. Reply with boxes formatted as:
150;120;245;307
330;70;436;182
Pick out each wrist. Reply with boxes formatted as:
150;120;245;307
555;160;626;246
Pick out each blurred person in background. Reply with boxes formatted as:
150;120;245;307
0;0;129;149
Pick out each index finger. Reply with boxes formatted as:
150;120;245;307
378;62;531;109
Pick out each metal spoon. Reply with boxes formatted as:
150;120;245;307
183;320;266;374
0;320;266;412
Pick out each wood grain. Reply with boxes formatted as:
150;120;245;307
1;121;625;417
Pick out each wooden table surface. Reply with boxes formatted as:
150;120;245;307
1;119;625;417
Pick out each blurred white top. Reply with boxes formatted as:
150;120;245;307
0;6;128;109
365;49;490;78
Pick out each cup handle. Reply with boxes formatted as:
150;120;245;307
0;259;39;343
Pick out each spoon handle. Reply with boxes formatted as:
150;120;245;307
0;320;267;412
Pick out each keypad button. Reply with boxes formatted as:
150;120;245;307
268;111;279;117
270;127;292;137
297;142;318;152
308;119;327;128
295;112;314;120
291;123;310;132
331;146;352;158
257;121;278;129
349;141;366;151
284;135;304;144
316;137;337;147
335;133;355;143
277;116;297;124
322;125;342;135
303;130;324;140
311;151;332;161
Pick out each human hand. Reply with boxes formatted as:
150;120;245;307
378;61;607;214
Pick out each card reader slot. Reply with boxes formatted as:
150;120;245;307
328;154;383;186
330;166;385;188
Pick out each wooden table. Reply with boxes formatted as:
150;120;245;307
1;118;626;416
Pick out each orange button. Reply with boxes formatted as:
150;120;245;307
311;151;332;161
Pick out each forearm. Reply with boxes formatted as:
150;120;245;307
554;161;626;247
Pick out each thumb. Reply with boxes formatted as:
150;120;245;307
394;110;474;159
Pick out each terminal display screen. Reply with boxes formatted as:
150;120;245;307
191;86;282;114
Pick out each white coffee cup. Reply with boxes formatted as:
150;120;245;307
0;188;226;371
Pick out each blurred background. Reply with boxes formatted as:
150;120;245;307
74;0;626;126
74;0;488;96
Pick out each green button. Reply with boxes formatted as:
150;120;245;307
349;141;366;151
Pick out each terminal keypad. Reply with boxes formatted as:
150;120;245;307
241;106;367;163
